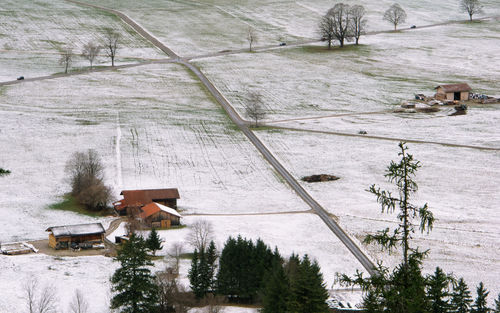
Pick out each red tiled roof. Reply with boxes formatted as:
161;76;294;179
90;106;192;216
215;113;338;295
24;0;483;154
138;202;181;219
115;188;180;210
435;83;471;93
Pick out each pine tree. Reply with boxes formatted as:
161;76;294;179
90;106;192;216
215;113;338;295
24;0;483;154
450;278;473;313
427;267;452;313
288;255;329;313
197;248;211;299
110;234;158;313
146;228;163;256
188;249;203;299
494;293;500;313
261;263;290;313
471;282;490;313
206;241;218;291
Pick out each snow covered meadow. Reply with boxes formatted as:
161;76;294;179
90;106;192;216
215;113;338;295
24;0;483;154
1;0;499;311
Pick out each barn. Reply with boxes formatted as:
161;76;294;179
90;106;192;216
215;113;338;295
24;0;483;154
139;202;182;229
114;188;180;216
46;223;105;249
435;83;471;101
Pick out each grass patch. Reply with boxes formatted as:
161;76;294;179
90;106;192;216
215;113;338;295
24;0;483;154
297;43;370;55
48;194;110;217
180;252;194;260
76;119;99;125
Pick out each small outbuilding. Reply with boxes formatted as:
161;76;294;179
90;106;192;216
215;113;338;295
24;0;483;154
435;83;471;101
138;202;182;229
46;223;105;249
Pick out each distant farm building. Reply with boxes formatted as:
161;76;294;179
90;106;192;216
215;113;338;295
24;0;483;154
113;188;180;216
435;83;471;101
138;202;182;228
46;223;105;249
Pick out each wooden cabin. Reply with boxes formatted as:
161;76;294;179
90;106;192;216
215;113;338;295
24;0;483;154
435;83;471;101
46;223;105;249
114;188;180;216
139;202;182;229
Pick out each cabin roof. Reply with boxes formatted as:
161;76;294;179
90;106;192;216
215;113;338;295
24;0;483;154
119;188;180;204
139;202;182;219
435;83;471;93
46;223;105;238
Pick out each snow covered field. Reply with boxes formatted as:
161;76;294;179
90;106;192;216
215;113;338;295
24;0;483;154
78;0;499;56
0;0;165;81
1;0;499;311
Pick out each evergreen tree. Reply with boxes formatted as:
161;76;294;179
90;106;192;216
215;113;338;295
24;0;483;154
110;234;158;313
197;248;211;298
494;293;500;313
288;255;329;313
338;143;435;313
206;241;218;291
450;278;473;313
471;282;490;313
427;267;452;313
188;249;203;299
146;228;163;256
260;263;290;313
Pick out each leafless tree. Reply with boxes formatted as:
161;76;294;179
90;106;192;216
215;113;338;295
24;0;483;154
58;47;73;74
460;0;483;21
37;285;57;313
244;91;266;127
25;278;38;313
326;3;353;47
318;14;336;49
168;242;185;273
103;29;120;66
349;5;367;45
68;289;89;313
383;3;407;31
205;294;226;313
24;278;57;313
187;219;214;252
65;149;111;211
81;42;101;70
246;26;257;51
157;272;194;313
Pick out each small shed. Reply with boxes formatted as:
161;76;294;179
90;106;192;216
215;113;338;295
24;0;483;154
139;202;182;229
435;83;471;101
46;223;105;249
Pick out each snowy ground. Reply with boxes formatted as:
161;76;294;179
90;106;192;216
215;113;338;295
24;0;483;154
1;0;499;311
0;0;166;81
78;0;500;56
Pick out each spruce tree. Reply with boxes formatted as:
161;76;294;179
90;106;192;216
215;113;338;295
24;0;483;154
471;282;490;313
110;234;158;313
427;267;452;313
288;255;329;313
188;249;202;299
146;228;163;256
206;241;218;291
197;248;211;299
451;278;473;313
494;293;500;313
261;263;290;313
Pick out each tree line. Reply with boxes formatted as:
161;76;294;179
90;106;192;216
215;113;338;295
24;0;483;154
58;28;120;74
319;0;485;49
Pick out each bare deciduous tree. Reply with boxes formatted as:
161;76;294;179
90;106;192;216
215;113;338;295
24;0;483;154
244;92;266;127
318;14;336;49
205;294;226;313
187;219;214;252
350;5;367;45
81;42;101;70
103;29;120;66
168;242;185;273
326;3;352;47
460;0;483;21
58;47;73;74
383;3;407;31
65;149;111;211
68;289;89;313
24;278;58;313
246;27;257;51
